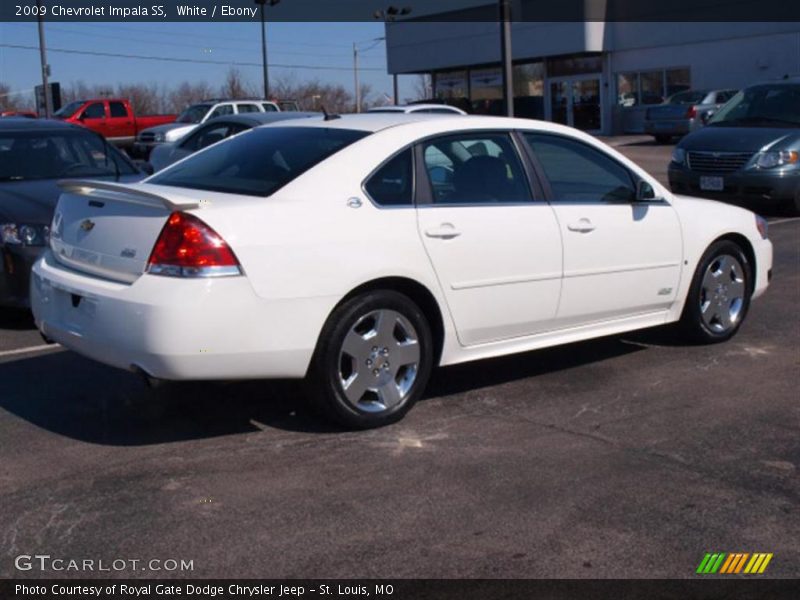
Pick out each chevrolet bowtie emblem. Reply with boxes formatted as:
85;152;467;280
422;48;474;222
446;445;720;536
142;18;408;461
80;219;95;232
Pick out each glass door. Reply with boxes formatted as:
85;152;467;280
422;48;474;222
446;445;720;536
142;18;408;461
547;76;603;133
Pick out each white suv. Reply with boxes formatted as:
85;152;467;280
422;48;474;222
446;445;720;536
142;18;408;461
133;99;280;157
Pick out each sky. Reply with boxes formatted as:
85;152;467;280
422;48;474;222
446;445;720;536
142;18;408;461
0;21;417;107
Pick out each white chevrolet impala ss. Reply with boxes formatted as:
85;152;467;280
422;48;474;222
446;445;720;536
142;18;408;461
31;115;773;428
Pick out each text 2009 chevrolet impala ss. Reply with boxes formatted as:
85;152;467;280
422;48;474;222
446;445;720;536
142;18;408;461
30;115;772;428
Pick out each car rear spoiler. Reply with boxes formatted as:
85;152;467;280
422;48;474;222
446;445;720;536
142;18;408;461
58;180;202;211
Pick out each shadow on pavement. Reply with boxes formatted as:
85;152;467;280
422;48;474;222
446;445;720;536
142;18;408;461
0;329;668;446
0;308;36;331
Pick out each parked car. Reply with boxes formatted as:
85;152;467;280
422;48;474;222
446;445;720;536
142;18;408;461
148;111;321;172
133;99;281;159
668;79;800;214
31;114;771;428
53;98;176;149
1;111;38;119
644;89;738;143
368;103;467;115
0;119;144;308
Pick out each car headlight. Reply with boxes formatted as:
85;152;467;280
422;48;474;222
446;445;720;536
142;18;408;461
0;223;50;246
753;150;799;169
671;147;686;165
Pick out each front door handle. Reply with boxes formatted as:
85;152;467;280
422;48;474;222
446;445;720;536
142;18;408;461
425;223;461;240
567;218;595;233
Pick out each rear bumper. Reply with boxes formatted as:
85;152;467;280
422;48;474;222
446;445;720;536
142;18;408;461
643;119;694;137
0;245;44;308
669;165;800;205
30;251;334;380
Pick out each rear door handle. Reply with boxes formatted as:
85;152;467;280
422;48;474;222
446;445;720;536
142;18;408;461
425;223;461;240
567;218;595;233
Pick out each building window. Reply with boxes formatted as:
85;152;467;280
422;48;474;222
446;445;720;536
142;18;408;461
470;68;503;115
617;67;692;106
514;62;545;120
547;54;602;78
434;71;468;104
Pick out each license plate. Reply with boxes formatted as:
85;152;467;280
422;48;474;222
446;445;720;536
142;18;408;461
700;176;724;191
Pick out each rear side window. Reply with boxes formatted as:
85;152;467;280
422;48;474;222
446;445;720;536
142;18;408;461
109;102;128;118
236;103;260;114
364;149;413;207
262;103;279;112
151;127;369;197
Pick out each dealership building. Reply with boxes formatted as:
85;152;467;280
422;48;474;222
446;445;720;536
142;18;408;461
385;13;800;135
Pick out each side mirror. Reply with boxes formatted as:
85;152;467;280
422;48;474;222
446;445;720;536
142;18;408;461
635;180;658;202
701;110;714;125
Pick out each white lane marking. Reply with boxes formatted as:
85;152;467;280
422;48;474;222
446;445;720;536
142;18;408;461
768;217;800;226
0;344;62;358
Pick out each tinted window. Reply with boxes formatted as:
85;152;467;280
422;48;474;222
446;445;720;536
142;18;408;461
364;149;413;207
710;84;800;127
54;101;84;119
151;127;369;197
263;103;279;112
109;102;128;118
0;129;137;181
421;133;531;204
83;103;105;119
176;103;212;124
208;105;234;119
525;133;635;202
236;103;260;114
179;123;249;152
417;108;460;114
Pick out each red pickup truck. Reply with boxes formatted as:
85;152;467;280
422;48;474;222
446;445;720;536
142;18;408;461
54;98;176;148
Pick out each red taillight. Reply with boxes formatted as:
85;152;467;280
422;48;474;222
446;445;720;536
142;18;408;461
686;106;697;119
148;212;241;278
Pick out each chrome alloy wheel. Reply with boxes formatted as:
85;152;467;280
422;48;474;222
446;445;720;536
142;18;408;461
699;254;746;333
338;309;421;413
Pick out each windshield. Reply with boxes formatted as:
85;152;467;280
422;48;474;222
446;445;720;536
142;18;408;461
175;104;212;124
151;126;369;197
710;84;800;127
53;101;85;119
0;129;137;181
667;91;708;105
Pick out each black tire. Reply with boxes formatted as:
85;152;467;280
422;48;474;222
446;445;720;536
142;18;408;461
677;240;752;344
305;290;434;429
782;187;800;217
654;134;672;144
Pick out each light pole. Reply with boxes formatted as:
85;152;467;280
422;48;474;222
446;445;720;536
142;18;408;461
499;0;514;117
254;0;280;100
352;36;385;113
374;6;411;105
36;0;51;118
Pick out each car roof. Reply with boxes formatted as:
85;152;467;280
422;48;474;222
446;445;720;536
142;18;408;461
369;104;463;113
268;112;466;132
203;111;321;127
0;118;80;132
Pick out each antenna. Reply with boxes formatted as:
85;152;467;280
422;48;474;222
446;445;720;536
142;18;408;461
320;105;341;121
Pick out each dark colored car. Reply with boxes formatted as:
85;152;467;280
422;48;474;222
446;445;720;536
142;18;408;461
668;80;800;214
148;111;321;172
644;89;738;143
0;119;144;308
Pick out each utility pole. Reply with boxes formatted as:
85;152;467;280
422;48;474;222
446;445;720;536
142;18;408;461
353;43;361;113
36;0;52;118
374;7;412;106
499;0;514;117
254;0;280;100
393;74;399;105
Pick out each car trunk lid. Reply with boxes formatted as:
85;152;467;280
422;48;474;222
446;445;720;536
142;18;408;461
50;180;203;283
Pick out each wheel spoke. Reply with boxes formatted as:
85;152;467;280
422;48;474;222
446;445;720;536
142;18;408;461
393;341;420;367
728;278;745;299
341;329;368;359
702;269;718;291
718;306;733;329
374;310;399;347
376;381;402;408
342;372;369;404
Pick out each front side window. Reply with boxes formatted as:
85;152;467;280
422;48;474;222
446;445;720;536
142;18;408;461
524;133;635;203
421;133;531;205
175;104;213;124
54;101;85;119
82;103;105;119
364;149;413;207
151;127;369;197
208;105;234;119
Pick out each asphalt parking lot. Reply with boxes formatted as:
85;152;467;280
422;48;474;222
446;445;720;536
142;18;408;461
1;140;798;579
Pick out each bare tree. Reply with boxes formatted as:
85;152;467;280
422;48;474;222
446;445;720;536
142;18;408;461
412;74;433;101
168;81;215;112
220;67;251;100
0;82;24;111
116;83;166;114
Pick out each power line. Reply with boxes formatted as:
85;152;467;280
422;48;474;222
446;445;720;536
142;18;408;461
0;43;386;72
